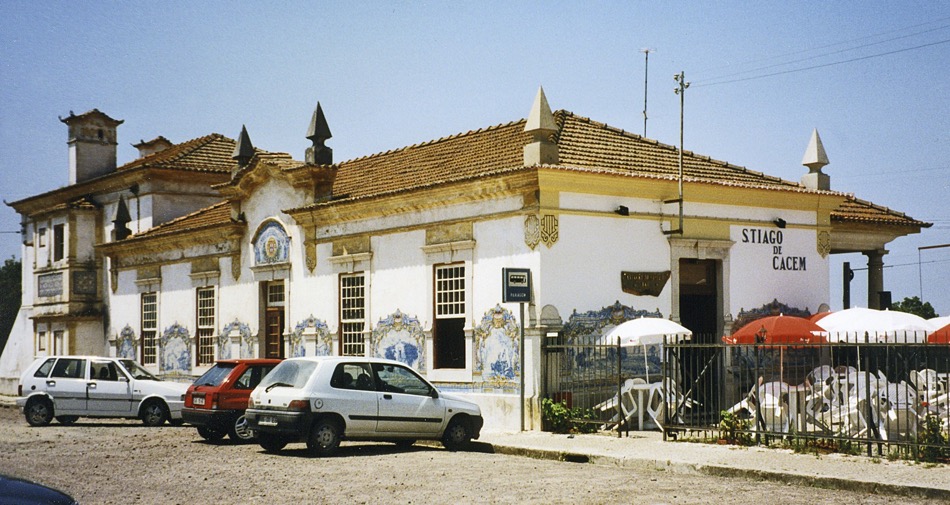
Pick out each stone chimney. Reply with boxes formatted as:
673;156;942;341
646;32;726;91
132;136;173;158
305;102;333;165
523;86;558;166
60;109;124;185
800;129;830;190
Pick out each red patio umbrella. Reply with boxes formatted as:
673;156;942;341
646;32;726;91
724;315;828;345
723;315;827;385
929;323;950;344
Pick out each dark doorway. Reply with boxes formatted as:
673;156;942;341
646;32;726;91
678;258;721;416
263;281;285;359
678;259;719;341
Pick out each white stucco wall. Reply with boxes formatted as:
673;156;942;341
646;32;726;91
728;225;829;317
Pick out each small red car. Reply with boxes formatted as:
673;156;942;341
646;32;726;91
183;359;281;442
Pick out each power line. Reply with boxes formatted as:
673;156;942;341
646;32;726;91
698;23;950;83
695;15;950;75
693;38;950;88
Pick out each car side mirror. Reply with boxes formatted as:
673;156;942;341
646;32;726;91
429;389;439;399
118;376;129;383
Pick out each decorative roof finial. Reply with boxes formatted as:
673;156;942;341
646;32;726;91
232;125;254;167
306;102;333;165
800;129;830;190
523;86;559;166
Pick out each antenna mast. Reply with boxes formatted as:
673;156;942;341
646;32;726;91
641;48;652;137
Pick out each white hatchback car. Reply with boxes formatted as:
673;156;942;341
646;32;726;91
17;356;188;427
245;356;484;456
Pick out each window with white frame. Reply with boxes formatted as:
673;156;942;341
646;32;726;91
433;263;466;369
36;331;46;354
141;292;158;365
339;273;365;356
196;286;216;365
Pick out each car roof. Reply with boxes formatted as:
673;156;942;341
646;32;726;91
214;358;283;365
280;356;406;366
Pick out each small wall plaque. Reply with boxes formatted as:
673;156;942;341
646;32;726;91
621;271;671;297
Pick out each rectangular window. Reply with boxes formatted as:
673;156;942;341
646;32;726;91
53;224;65;261
434;264;466;369
38;228;47;247
36;331;47;353
267;282;285;307
196;286;216;365
141;292;158;365
339;273;365;356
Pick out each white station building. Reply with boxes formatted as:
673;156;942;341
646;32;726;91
1;88;928;430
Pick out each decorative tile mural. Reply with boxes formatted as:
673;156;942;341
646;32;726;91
561;301;663;378
217;320;254;359
474;305;520;386
372;310;425;372
118;325;136;359
253;220;290;265
291;315;332;357
160;323;192;373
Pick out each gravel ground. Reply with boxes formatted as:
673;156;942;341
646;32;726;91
0;404;942;504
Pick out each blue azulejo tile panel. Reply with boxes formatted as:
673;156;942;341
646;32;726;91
160;323;191;373
372;310;425;372
474;305;520;385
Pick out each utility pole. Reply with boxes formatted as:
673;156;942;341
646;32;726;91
641;48;652;137
664;71;689;235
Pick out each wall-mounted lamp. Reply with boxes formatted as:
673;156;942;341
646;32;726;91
773;218;786;229
615;205;629;216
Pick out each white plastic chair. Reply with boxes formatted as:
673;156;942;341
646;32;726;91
880;381;920;440
755;381;790;433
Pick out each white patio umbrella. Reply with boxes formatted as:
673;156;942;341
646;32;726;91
597;317;692;382
928;316;950;332
816;307;934;343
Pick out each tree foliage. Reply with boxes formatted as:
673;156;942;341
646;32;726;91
890;296;938;319
0;257;22;353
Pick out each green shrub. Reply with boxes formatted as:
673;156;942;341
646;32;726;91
541;398;598;434
719;410;752;445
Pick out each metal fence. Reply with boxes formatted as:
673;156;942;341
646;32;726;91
542;335;950;459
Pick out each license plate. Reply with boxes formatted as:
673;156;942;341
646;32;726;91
193;396;205;406
259;416;278;427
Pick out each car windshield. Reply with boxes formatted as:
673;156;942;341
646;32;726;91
193;363;236;387
118;359;160;381
259;360;318;391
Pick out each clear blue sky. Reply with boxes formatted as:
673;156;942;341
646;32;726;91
2;2;948;316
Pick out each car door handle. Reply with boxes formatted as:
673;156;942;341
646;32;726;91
88;382;97;389
383;394;393;400
46;380;56;387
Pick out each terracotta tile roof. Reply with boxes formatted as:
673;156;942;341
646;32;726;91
118;133;240;174
832;196;931;228
128;201;234;240
321;111;814;205
328;120;528;200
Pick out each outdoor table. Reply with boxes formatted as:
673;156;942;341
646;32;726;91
631;382;655;430
786;384;811;433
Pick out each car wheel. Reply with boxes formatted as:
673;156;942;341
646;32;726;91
228;414;255;442
258;431;287;453
307;419;341;457
441;417;472;451
56;415;79;425
24;398;54;427
140;400;170;427
197;425;226;441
